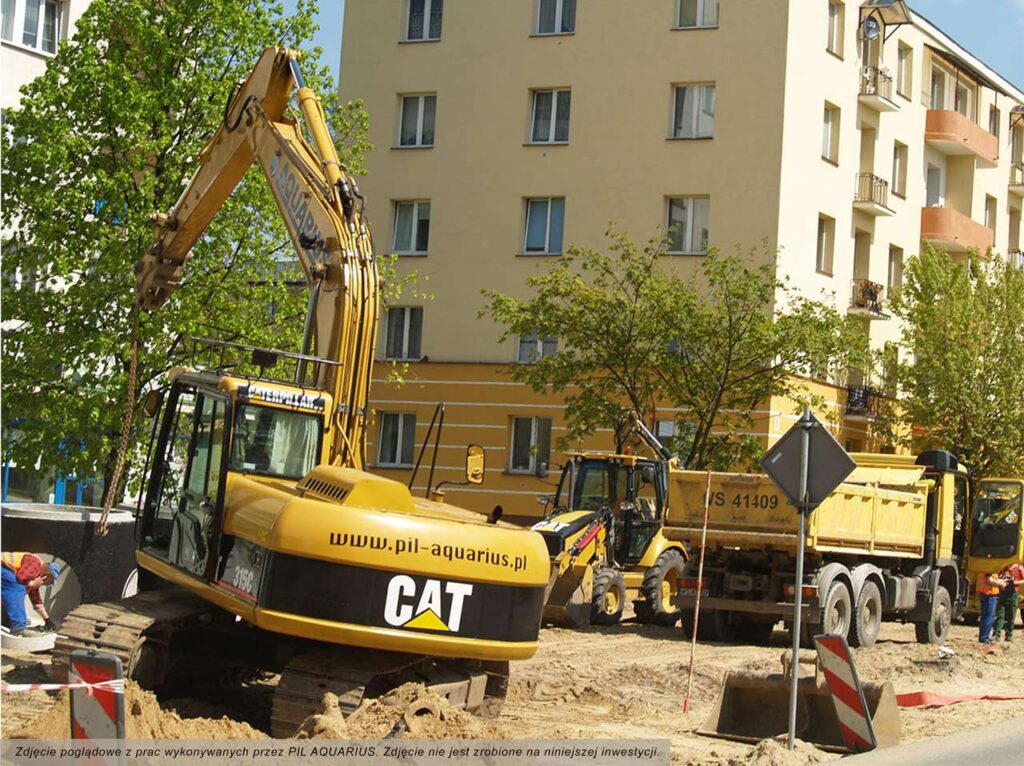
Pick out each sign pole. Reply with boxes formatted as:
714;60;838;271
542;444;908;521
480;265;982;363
787;406;813;751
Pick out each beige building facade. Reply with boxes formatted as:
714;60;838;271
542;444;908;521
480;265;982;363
340;1;1024;522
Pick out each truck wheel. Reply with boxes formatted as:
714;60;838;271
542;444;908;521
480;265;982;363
801;582;852;645
850;581;882;648
738;618;776;645
680;609;716;640
915;585;951;644
637;550;686;626
590;568;625;626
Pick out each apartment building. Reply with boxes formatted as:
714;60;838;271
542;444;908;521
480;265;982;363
340;0;1024;521
2;0;95;504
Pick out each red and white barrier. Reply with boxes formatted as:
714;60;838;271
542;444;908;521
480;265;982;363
814;634;877;752
1;679;124;694
70;650;125;739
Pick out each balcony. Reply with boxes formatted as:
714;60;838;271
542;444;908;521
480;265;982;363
1011;161;1024;198
921;207;995;253
853;173;894;216
849;279;889;319
858;67;899;112
845;385;884;422
925;110;998;167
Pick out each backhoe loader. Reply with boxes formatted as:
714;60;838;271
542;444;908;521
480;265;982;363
53;48;549;737
534;413;688;627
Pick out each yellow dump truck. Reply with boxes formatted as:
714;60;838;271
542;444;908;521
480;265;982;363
964;478;1024;622
665;450;970;647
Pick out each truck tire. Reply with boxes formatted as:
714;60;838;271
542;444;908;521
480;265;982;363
680;609;716;640
590;568;626;625
738;618;776;645
635;550;686;626
850;581;882;648
915;585;951;644
799;581;852;645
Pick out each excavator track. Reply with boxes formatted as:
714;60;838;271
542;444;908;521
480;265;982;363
270;649;509;738
52;589;229;685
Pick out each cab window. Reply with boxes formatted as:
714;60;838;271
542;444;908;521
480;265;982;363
229;404;322;480
970;480;1023;559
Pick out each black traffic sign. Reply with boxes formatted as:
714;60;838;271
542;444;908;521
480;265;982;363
759;410;855;512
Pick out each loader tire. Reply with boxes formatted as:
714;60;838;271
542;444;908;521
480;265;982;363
915;585;951;644
636;550;687;626
591;569;626;625
850;581;882;649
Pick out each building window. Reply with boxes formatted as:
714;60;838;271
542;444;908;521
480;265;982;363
826;1;844;57
385;307;423;361
897;43;913;98
523;197;565;254
888;246;903;292
930;66;946;110
530;89;571;144
985;195;997;236
989;106;1000;139
378;413;416;466
509;416;552;474
955;81;972;120
399;94;436;147
667;196;710;254
676;0;718;29
816;214;835;275
518;333;558;363
405;0;443;42
925;164;943;207
2;0;61;53
672;83;715;139
536;0;575;34
891;141;908;197
822;103;840;163
392;201;430;255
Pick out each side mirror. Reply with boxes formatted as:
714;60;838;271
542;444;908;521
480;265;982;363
535;460;549;479
142;390;164;419
465;444;485;485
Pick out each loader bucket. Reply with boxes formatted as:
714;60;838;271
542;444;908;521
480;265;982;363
543;565;593;628
697;671;901;753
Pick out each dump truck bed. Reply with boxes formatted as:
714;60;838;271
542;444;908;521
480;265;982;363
663;468;929;559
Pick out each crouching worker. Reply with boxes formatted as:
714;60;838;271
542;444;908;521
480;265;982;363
993;562;1024;642
1;552;59;636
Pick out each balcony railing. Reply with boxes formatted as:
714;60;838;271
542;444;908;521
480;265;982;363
846;385;884;420
1011;161;1024;195
924;110;998;166
859;67;898;112
850;279;887;317
1010;249;1024;270
854;172;891;213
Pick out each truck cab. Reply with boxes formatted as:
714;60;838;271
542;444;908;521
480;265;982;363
965;478;1024;616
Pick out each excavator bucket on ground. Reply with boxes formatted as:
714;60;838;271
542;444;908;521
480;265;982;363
697;663;901;753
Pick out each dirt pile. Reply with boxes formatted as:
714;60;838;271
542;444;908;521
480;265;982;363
8;680;266;739
296;682;497;739
692;738;837;766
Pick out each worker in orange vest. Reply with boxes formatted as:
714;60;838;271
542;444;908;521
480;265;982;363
1;552;59;636
977;569;1006;644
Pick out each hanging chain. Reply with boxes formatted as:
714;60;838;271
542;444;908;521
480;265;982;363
96;308;140;537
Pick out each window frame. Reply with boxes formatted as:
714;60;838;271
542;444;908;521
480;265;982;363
822;102;840;164
826;0;844;58
985;195;997;236
674;0;719;30
392;199;431;255
666;195;711;255
2;0;62;55
384;306;424;361
403;0;443;42
671;83;716;140
891;141;908;198
397;93;437;148
535;0;575;36
887;245;903;292
517;333;558;363
896;43;913;99
816;214;835;276
508;416;552;474
522;197;565;255
988;105;1000;139
529;88;572;144
377;412;417;467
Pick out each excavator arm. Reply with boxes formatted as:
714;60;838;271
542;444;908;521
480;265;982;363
134;47;378;469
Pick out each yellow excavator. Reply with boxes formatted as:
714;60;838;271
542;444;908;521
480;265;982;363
53;48;549;736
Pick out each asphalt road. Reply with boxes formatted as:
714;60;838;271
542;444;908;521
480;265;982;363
846;714;1024;765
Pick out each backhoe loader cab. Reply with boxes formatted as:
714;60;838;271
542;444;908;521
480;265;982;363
534;452;687;627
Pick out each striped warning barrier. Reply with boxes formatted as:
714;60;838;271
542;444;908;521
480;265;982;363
813;634;877;752
1;679;124;694
70;650;125;739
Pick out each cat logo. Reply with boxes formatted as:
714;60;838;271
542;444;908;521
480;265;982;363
383;575;473;633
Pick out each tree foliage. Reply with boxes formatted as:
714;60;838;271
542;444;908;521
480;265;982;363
484;230;867;470
1;0;371;497
887;244;1024;478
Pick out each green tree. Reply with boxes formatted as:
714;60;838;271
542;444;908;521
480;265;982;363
1;0;371;502
887;244;1024;478
484;230;867;470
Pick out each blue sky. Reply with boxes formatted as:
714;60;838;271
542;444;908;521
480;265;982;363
291;1;1022;91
